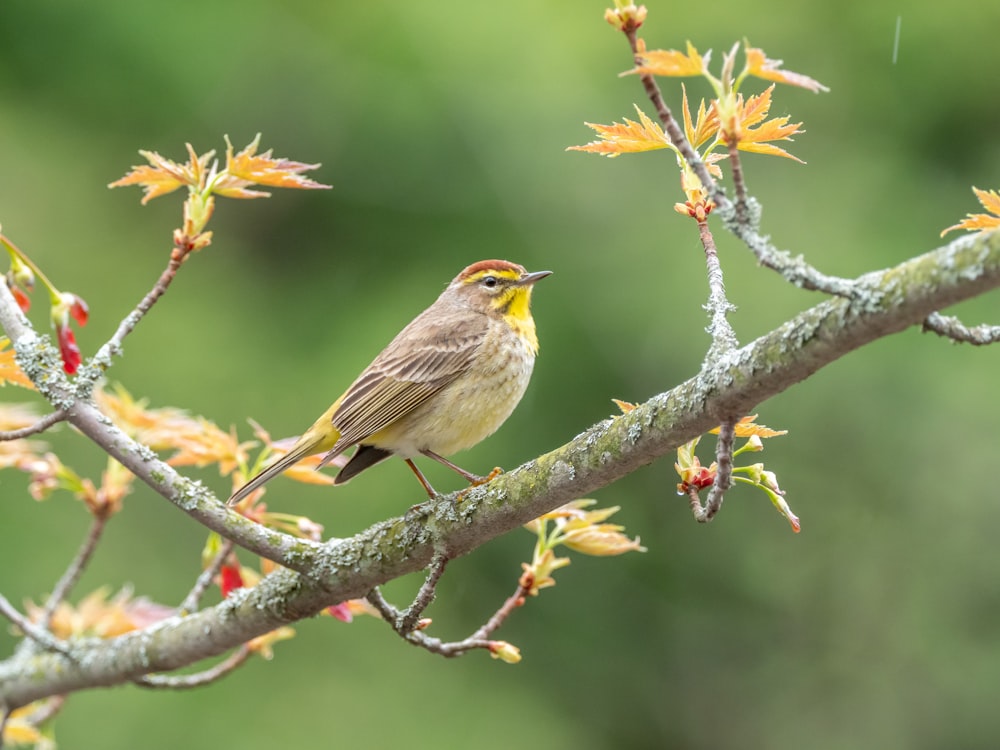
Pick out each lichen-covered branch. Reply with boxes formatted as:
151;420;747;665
1;231;997;709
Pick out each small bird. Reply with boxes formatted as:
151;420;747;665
228;259;551;506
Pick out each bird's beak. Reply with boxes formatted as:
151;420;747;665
517;270;553;286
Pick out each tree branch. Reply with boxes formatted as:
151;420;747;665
1;231;997;709
40;514;109;627
0;410;67;441
922;311;1000;345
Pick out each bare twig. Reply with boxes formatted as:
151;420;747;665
365;589;501;659
697;219;738;359
86;245;190;374
396;553;449;634
726;140;749;227
40;514;109;628
469;581;531;641
923;312;1000;345
0;594;69;655
725;217;858;296
694;417;736;523
370;567;530;659
0;410;67;441
134;645;251;689
179;538;235;615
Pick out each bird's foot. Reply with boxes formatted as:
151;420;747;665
456;466;503;502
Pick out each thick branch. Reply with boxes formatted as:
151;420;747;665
1;231;997;708
0;281;323;571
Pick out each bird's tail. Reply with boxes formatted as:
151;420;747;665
227;432;328;506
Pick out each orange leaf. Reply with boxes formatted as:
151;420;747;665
612;398;636;414
744;45;829;93
109;145;214;204
681;85;720;150
733;87;805;162
941;187;1000;236
213;134;331;198
567;107;672;157
710;415;787;438
628;41;707;78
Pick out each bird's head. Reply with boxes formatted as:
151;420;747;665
449;259;552;322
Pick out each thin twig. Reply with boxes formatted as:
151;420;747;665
134;645;251;689
726;140;749;227
469;581;531;641
87;245;189;371
0;594;70;655
699;417;736;522
697;219;738;359
618;27;857;298
369;572;530;660
0;410;67;441
396;553;448;634
365;589;496;658
923;312;1000;345
727;219;858;296
622;27;727;209
40;514;109;628
179;537;235;615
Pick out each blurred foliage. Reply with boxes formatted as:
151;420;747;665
2;0;1000;748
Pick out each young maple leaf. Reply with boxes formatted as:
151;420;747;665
567;106;672;157
710;414;788;439
627;40;708;78
95;383;252;475
680;84;720;151
109;144;214;204
729;85;806;162
213;134;331;198
744;45;829;93
941;187;1000;236
611;398;637;414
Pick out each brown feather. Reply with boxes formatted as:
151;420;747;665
325;304;489;455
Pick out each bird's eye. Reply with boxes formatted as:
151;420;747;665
482;275;498;288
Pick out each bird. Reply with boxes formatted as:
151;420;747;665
228;259;551;506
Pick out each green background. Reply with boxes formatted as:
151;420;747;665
2;0;1000;748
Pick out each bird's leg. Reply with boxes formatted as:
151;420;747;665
404;458;439;500
420;449;502;487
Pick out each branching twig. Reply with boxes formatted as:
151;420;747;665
0;594;69;655
395;553;449;634
134;645;251;689
923;312;1000;345
725;217;858;296
179;538;235;615
0;410;67;441
2;232;1000;709
369;567;531;659
617;26;857;298
622;27;727;209
40;514;109;628
366;589;500;659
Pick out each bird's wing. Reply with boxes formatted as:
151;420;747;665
328;311;486;452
